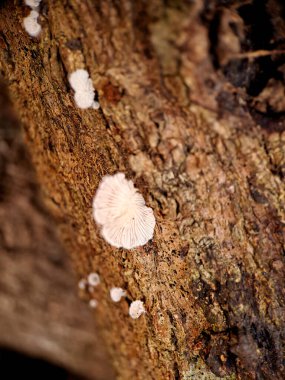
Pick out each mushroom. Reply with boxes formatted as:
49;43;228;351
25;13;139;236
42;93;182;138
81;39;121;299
25;0;41;9
87;272;100;287
89;299;98;309
129;300;146;319
23;10;41;37
68;69;100;109
110;287;126;302
92;173;155;249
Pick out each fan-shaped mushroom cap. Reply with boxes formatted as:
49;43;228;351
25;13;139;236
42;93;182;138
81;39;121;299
93;173;155;249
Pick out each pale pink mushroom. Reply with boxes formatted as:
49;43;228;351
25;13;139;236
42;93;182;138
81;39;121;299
129;300;145;319
92;173;155;249
110;287;126;302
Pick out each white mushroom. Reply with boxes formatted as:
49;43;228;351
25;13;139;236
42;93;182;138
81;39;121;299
110;287;126;302
92;100;100;110
129;300;145;319
87;272;100;287
25;0;41;9
68;69;99;109
23;10;41;37
74;91;95;109
69;69;91;92
78;278;87;290
93;173;155;249
89;299;98;309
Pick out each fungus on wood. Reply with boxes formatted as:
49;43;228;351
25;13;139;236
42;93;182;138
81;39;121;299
110;287;126;303
93;173;155;249
0;1;285;379
69;69;100;109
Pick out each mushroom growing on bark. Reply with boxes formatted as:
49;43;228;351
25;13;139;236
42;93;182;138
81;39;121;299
93;173;155;249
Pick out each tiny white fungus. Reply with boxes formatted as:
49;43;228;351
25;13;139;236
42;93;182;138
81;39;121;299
92;100;100;110
228;185;235;193
23;10;41;37
74;91;95;109
88;285;95;293
92;173;155;249
89;299;98;308
110;287;126;302
78;278;86;290
69;69;90;92
68;69;98;110
87;272;100;287
25;0;41;9
129;300;145;319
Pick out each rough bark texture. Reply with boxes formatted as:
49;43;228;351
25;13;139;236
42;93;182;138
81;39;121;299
0;82;115;380
1;1;285;379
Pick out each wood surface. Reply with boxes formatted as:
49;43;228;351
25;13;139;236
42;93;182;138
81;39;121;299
1;1;285;379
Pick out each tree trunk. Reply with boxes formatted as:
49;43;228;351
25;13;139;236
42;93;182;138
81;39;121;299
1;1;285;379
0;80;115;380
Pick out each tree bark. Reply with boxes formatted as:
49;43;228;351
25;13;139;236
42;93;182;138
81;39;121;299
1;1;285;379
0;80;115;380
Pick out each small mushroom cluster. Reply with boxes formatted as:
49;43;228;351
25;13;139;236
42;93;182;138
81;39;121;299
23;0;42;37
110;287;146;319
21;0;155;320
81;172;155;319
22;2;100;111
78;272;101;309
68;69;100;110
78;277;145;319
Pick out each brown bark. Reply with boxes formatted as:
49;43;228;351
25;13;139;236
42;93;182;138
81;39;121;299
1;1;285;379
0;82;115;380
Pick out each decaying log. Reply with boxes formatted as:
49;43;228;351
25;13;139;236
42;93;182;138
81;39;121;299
0;1;285;379
0;82;115;380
